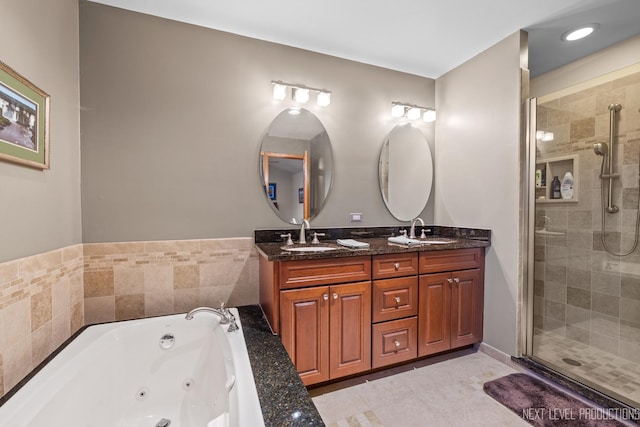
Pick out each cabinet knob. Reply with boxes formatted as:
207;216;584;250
323;294;329;301
447;278;453;284
394;296;401;304
393;339;401;348
333;292;338;300
393;262;400;270
453;278;460;283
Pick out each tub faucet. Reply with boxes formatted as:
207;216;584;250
298;219;310;244
409;217;425;239
185;304;239;332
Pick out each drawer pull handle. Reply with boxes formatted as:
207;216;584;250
394;262;400;270
394;296;401;304
453;278;460;283
393;340;401;348
333;292;338;300
323;294;329;301
447;278;453;284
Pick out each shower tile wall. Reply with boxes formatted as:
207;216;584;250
534;71;640;365
0;237;259;400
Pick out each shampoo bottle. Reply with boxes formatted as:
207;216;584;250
561;171;574;200
551;176;561;199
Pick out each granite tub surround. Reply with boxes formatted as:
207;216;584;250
255;226;491;261
83;237;259;324
238;305;324;426
0;245;84;397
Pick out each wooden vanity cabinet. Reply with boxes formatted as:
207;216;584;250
269;256;372;386
417;248;485;357
259;246;485;385
371;253;419;369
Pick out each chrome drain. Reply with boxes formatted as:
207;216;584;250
562;357;582;366
155;418;171;427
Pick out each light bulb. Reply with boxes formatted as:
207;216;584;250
317;91;331;107
562;24;598;42
391;104;405;118
423;109;436;122
293;88;309;104
273;84;287;101
407;107;421;120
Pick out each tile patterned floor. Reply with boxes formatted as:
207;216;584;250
533;329;640;406
312;351;530;427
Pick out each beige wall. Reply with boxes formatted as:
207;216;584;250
435;31;527;355
0;0;82;263
79;2;436;243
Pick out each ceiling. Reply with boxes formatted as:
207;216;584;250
88;0;640;78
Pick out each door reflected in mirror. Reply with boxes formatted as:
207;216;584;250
379;124;433;221
259;108;333;224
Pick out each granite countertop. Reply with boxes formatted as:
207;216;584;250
255;236;490;262
237;305;324;426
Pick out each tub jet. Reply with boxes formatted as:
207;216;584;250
155;418;171;427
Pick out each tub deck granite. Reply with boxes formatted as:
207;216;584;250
238;305;324;426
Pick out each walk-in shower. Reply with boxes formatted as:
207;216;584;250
527;68;640;408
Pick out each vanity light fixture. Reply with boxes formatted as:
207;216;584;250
271;80;332;107
562;23;599;42
391;102;436;122
272;83;287;101
292;87;310;104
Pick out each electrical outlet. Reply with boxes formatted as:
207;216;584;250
350;212;363;222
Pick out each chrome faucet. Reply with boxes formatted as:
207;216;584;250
409;217;425;239
298;219;310;244
185;303;239;332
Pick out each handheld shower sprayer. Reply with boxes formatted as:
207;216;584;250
593;142;608;156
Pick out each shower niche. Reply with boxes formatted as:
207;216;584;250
535;154;578;203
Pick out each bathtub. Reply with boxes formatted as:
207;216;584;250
0;308;265;427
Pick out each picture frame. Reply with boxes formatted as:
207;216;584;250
0;60;50;169
298;187;304;204
268;183;277;200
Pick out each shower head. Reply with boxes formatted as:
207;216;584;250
593;142;608;156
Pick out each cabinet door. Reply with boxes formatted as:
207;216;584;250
329;281;372;379
280;286;329;385
418;273;451;357
450;268;484;348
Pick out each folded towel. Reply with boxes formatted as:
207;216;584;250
387;236;422;247
337;239;370;249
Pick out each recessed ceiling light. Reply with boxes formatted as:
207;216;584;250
562;23;599;42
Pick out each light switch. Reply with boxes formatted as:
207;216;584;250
350;212;363;222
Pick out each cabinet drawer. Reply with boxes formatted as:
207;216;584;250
372;276;418;323
372;253;418;279
279;256;371;289
372;317;417;369
419;248;483;274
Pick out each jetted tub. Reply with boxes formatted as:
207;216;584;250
0;308;265;427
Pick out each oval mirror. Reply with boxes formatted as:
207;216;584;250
259;108;333;224
379;124;433;221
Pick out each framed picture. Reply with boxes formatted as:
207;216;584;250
0;61;50;169
268;183;277;200
298;188;304;203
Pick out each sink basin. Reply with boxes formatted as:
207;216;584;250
281;246;338;252
421;238;458;244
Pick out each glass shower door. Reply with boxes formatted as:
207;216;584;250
528;68;640;407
